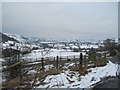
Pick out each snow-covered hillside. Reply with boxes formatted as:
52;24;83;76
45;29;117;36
2;33;41;52
3;33;44;43
4;33;27;43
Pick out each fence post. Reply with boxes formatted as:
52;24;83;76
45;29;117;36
74;55;75;61
79;53;83;69
67;56;68;60
56;56;59;69
18;54;20;62
74;55;77;66
88;52;91;60
18;54;22;78
83;55;86;68
41;57;44;70
99;53;102;59
84;55;86;60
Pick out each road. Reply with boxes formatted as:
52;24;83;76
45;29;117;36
92;57;120;89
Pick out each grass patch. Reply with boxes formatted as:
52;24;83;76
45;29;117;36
86;59;108;69
68;65;80;72
3;68;61;88
68;65;89;76
68;59;108;76
46;69;61;75
34;79;47;86
2;76;24;88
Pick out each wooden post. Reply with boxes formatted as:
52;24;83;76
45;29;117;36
67;56;68;60
18;54;20;62
74;55;77;66
79;53;83;69
94;53;97;67
99;53;102;59
74;55;75;61
84;55;86;60
88;52;91;60
41;57;44;70
80;53;83;64
56;56;59;69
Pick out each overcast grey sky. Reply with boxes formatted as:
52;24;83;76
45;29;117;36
2;2;118;40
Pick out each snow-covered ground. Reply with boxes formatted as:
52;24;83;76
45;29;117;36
80;44;99;49
35;61;118;88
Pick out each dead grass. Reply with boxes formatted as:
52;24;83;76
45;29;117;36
87;59;108;69
68;65;80;72
68;58;108;76
3;68;61;88
34;79;48;87
68;65;89;76
2;77;24;88
47;69;61;75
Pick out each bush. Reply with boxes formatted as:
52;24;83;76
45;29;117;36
22;50;31;55
103;39;117;56
109;50;117;56
73;48;79;52
32;47;39;50
2;48;20;58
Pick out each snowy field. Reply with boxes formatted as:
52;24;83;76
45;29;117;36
22;49;86;61
35;61;118;88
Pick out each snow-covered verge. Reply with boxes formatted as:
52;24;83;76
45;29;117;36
35;61;118;88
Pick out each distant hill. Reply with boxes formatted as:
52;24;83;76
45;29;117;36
4;33;27;43
4;33;41;43
0;32;19;43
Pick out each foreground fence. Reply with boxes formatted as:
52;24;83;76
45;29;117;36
1;52;107;81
